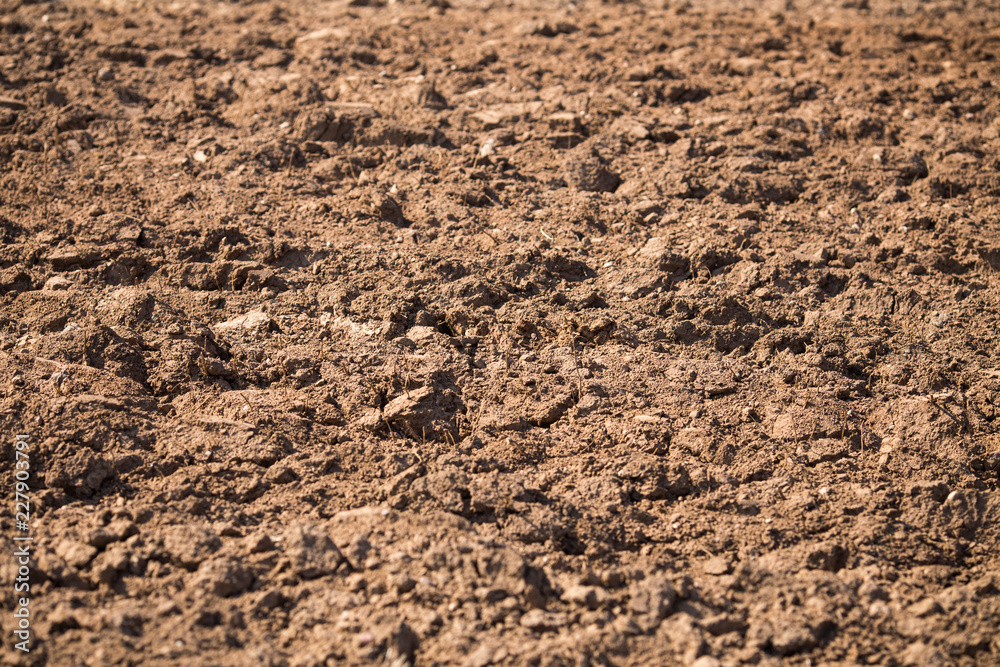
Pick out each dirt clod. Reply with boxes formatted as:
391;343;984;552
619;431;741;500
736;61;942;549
2;0;999;665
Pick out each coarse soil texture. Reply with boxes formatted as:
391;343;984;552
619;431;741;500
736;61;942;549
1;0;1000;665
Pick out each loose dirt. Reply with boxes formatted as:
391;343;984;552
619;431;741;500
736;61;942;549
1;0;999;665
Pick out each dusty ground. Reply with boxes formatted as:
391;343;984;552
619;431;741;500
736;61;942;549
1;0;999;664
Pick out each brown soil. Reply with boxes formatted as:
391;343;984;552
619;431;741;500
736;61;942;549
1;0;1000;664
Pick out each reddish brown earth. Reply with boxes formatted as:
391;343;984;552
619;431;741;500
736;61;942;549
1;0;1000;664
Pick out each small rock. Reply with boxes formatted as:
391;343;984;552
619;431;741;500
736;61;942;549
253;50;292;68
901;642;950;667
691;657;721;667
876;187;908;203
393;575;417;594
406;325;448;345
55;540;98;569
908;598;943;618
562;584;608;610
92;545;129;584
163;525;222;570
466;644;498;667
638;237;689;275
194;557;253;597
703;556;732;575
86;528;120;549
47;245;101;270
469;102;542;130
479;136;496;157
929;312;950;328
264;465;296;485
43;275;74;291
372;192;405;225
771;624;816;655
152;49;189;65
520;609;568;632
282;524;343;579
629;576;676;629
358;408;384;432
214;311;274;333
626;123;650;142
579;316;616;344
792;242;832;265
405;81;447;109
247;533;275;554
295;109;335;141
